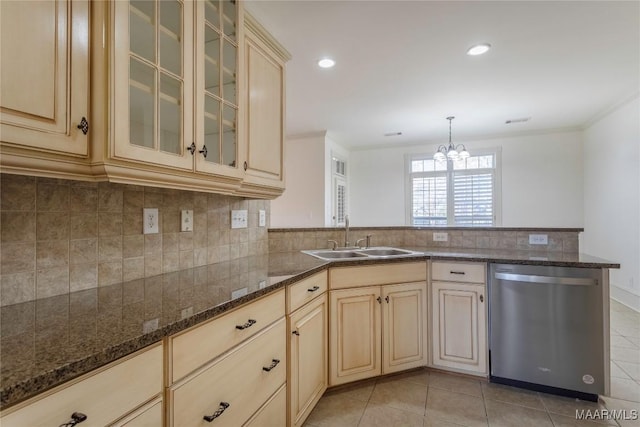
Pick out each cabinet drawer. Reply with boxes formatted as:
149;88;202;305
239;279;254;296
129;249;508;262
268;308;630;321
431;261;486;284
243;384;286;427
330;262;426;289
110;396;163;427
0;344;162;427
170;289;285;382
287;270;328;313
169;319;286;426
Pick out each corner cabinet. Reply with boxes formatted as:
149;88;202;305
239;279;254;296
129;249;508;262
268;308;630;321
430;261;488;376
0;0;90;171
239;13;291;197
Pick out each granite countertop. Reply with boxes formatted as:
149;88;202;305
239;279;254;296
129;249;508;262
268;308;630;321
0;249;618;409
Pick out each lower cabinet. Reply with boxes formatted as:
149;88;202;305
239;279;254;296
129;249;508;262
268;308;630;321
244;384;287;427
110;396;163;427
329;281;427;386
0;344;163;427
288;294;328;427
168;318;286;426
431;281;487;375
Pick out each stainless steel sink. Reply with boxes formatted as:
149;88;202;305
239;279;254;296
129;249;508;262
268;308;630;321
302;247;422;261
357;248;413;256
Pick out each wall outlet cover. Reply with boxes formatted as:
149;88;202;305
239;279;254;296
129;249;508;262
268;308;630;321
529;234;548;245
259;210;266;227
231;209;248;229
181;210;193;232
433;232;449;242
143;208;159;234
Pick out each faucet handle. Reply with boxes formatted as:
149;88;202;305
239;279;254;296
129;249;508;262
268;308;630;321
365;234;373;248
327;240;338;250
355;238;366;248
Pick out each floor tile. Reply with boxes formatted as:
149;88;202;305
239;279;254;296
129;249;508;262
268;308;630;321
325;379;376;402
369;376;428;415
387;368;430;386
485;399;553;427
616;361;640;382
612;361;634;380
601;396;640;427
304;394;367;427
423;414;467;427
611;346;640;364
616;327;640;339
548;412;619;426
358;401;425;427
540;393;608;419
610;377;640;402
612;335;639;349
481;381;545;410
428;371;484;397
627;337;640;347
426;387;488;427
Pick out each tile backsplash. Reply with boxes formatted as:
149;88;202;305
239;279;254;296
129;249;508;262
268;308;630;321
0;174;270;306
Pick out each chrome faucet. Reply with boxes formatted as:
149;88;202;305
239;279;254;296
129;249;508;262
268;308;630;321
344;215;350;247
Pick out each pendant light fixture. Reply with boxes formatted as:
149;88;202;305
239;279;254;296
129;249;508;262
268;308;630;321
433;116;470;162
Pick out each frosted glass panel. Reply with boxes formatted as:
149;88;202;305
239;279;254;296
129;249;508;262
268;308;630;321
130;58;156;148
222;105;236;167
205;0;220;29
159;73;181;154
160;0;182;76
205;26;220;96
130;1;156;62
204;96;221;164
222;40;236;104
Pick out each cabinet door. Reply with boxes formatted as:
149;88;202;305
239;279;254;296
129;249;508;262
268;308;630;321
432;282;487;374
289;295;328;427
329;287;381;386
242;17;287;189
382;282;428;374
112;0;194;169
0;0;89;156
244;384;286;427
194;0;244;179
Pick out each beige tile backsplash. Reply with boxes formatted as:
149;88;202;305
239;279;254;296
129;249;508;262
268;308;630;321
0;174;270;306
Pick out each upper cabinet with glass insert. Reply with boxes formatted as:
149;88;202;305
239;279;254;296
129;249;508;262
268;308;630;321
112;0;194;170
195;0;242;177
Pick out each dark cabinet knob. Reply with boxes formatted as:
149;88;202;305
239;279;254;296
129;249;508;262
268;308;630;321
199;145;208;158
77;117;89;135
187;142;197;155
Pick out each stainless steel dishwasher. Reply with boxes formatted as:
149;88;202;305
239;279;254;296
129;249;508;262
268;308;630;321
489;263;605;401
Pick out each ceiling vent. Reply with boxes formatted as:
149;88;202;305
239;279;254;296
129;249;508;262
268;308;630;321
505;117;531;124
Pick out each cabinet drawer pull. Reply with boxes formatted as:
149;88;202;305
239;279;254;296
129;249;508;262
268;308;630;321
203;402;230;422
385;296;389;303
59;412;87;427
77;117;89;135
450;271;466;275
292;330;300;336
244;161;248;171
307;285;320;292
479;294;484;303
235;319;257;330
262;358;280;372
376;296;382;304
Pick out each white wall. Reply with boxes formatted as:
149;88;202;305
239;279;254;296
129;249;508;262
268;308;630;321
270;134;326;227
582;96;640;310
350;131;585;227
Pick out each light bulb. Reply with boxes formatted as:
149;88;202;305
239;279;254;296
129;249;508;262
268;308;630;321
447;148;459;160
433;151;446;162
458;149;470;159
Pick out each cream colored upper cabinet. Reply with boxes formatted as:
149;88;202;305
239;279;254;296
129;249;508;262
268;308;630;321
240;13;290;196
194;0;244;178
0;0;89;157
112;0;194;170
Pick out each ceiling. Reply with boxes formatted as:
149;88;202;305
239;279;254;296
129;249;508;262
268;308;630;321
244;0;640;149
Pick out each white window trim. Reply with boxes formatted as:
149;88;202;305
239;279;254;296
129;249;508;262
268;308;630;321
404;147;502;226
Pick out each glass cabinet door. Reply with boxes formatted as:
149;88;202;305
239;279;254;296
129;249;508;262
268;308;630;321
113;0;193;169
195;0;241;175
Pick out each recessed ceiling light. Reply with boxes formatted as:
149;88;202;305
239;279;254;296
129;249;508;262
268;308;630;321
505;117;531;124
384;132;403;137
466;43;491;56
317;58;335;68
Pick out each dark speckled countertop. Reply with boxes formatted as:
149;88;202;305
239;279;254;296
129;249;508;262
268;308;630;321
0;249;618;409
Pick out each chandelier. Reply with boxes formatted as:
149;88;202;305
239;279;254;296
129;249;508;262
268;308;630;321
433;116;469;162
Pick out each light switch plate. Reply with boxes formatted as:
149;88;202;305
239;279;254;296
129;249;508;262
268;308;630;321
433;232;448;242
143;208;159;234
181;210;193;232
231;210;248;229
529;234;548;245
231;287;248;299
259;210;266;227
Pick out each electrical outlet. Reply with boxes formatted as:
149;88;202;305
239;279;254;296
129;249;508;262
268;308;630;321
143;208;159;234
181;210;193;232
231;287;248;299
259;209;266;227
258;280;267;289
231;210;248;229
433;232;448;242
529;234;548;245
181;306;194;319
142;318;159;333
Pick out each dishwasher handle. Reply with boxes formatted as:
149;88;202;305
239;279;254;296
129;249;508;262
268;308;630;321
494;271;598;286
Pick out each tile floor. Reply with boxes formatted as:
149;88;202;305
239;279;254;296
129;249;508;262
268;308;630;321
304;299;640;427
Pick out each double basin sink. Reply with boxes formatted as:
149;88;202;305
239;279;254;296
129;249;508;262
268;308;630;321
302;247;423;261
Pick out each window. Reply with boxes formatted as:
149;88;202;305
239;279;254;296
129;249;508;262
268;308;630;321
332;156;348;226
406;150;501;226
